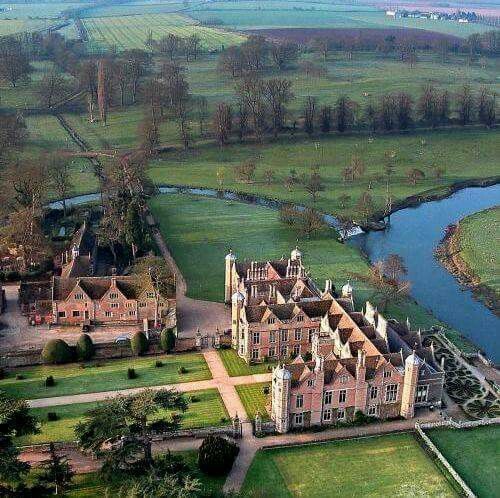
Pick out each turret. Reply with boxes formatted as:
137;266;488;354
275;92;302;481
341;280;353;298
71;244;79;260
400;351;420;419
271;365;291;433
290;246;302;262
231;290;245;349
224;250;236;304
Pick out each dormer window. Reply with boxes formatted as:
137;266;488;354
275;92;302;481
268;317;276;325
297;315;304;322
339;374;348;384
383;370;392;379
146;292;155;299
109;292;119;299
74;293;84;300
307;379;314;387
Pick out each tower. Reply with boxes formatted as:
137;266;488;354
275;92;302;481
271;365;291;433
231;290;244;349
400;351;420;419
225;250;236;304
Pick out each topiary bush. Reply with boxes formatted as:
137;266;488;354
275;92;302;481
47;412;58;421
160;328;176;353
131;331;148;356
15;374;24;380
41;339;73;364
198;435;239;476
178;366;187;374
127;368;137;379
155;360;163;368
45;376;55;387
75;333;94;361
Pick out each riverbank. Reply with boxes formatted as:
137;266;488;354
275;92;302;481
436;208;499;317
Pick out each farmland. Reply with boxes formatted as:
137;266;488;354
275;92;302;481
82;13;247;52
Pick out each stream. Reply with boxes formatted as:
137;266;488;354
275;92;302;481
49;183;500;362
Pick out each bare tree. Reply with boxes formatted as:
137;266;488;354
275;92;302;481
270;41;298;70
319;105;332;133
406;168;425;185
477;87;496;127
456;84;475;126
234;160;256;183
303;96;317;136
37;69;71;108
236;77;266;140
49;157;73;217
383;254;407;281
264;78;293;137
335;95;356;132
356;191;375;222
194;95;208;137
303;164;324;202
213;102;232;146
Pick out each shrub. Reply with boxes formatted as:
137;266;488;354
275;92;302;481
45;376;55;387
75;334;94;361
131;331;148;356
178;366;187;374
198;435;239;476
47;412;58;421
160;328;176;353
127;368;137;379
0;368;5;380
189;395;200;403
41;339;73;364
15;374;24;380
155;360;163;368
263;386;270;395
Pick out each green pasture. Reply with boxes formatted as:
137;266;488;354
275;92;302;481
0;2;80;20
427;425;500;498
82;13;246;52
241;433;458;497
0;353;211;400
457;207;499;296
17;388;228;445
218;349;274;377
236;382;271;421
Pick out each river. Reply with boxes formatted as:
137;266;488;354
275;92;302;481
350;184;500;363
49;184;500;361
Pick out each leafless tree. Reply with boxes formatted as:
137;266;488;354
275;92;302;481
213;102;232;146
264;78;293;137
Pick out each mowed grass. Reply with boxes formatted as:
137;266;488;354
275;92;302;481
82;13;246;52
236;382;270;421
457;207;499;295
242;433;458;497
427;426;500;498
0;353;211;400
149;129;500;220
17;388;228;445
218;349;275;377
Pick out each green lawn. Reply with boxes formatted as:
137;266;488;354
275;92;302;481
0;353;211;400
242;433;458;497
427;426;500;498
17;388;228;445
217;349;275;377
236;382;271;421
457;207;499;297
148;128;500;221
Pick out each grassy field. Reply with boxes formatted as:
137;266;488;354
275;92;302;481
218;348;274;376
0;353;210;400
242;433;458;497
148;128;500;220
82;13;246;52
187;1;491;36
456;207;499;296
0;18;54;36
17;388;228;445
236;382;271;421
427;426;500;498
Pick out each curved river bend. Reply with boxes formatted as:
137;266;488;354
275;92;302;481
350;184;500;363
50;184;500;362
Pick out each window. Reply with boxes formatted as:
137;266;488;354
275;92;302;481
294;329;302;341
139;302;147;308
293;344;301;357
268;317;276;325
367;405;378;417
307;379;314;387
252;332;260;345
74;293;84;300
146;292;155;299
128;311;136;316
251;349;259;360
324;391;333;405
109;292;119;299
385;384;398;403
105;311;112;317
280;345;288;358
337;408;346;420
296;394;303;408
294;413;304;426
339;374;348;384
383;370;392;379
268;346;276;358
323;409;332;421
297;315;304;322
58;311;66;318
72;310;80;317
126;302;134;308
269;331;276;343
280;329;288;342
111;303;119;309
369;386;378;400
416;385;429;403
339;390;347;404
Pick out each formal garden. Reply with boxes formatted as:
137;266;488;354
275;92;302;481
235;383;271;421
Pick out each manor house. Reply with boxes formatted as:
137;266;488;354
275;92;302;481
225;248;444;431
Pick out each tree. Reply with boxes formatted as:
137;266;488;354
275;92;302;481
160;328;176;353
198;436;239;476
319;105;332;133
303;164;324;202
37;443;74;495
218;45;243;78
122;49;150;104
240;35;269;72
338;193;351;209
111;59;131;107
131;331;149;356
213;102;232;146
236;77;266;140
383;254;407;281
42;339;73;364
194;95;208;137
270;41;298;70
456;85;474;126
437;90;450;125
477;87;496;127
311;37;330;60
0;113;27;156
378;94;395;131
118;472;201;498
395;92;413;130
334;95;355;132
138;113;159;155
263;168;274;185
75;389;188;473
76;334;94;361
0;37;32;87
234;160;256;183
49;157;73;217
264;78;293;137
280;206;326;239
364;101;377;132
159;33;180;60
337;215;355;240
303;96;317;136
37;69;71;108
356;191;375;222
185;33;201;61
406;168;425;185
0;391;39;487
418;85;438;127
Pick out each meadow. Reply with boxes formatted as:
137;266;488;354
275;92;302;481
241;433;458;496
0;18;53;36
82;13;246;52
16;388;229;445
0;352;211;400
427;426;500;498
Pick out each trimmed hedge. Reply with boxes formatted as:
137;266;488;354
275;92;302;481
131;331;148;356
75;333;94;361
198;435;239;476
160;328;176;353
41;339;73;364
